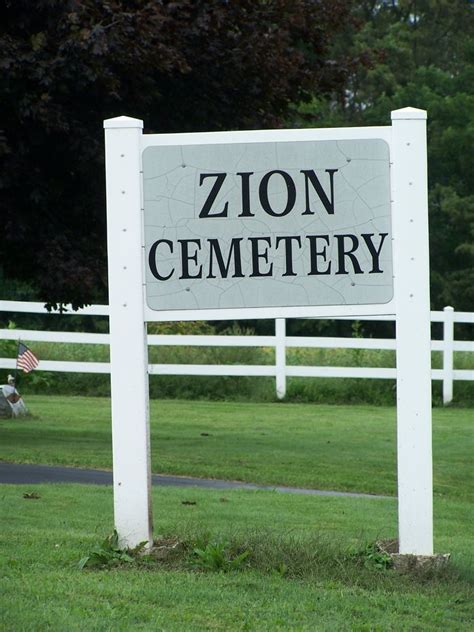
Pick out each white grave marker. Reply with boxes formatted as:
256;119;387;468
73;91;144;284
104;108;433;556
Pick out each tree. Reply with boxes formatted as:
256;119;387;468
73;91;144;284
290;0;474;310
0;0;354;307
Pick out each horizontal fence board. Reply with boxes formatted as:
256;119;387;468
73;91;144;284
147;334;275;347
431;310;474;324
0;359;471;381
453;369;474;381
0;359;20;370
429;369;474;381
0;359;110;373
148;364;275;377
429;341;474;352
453;341;474;352
453;313;474;324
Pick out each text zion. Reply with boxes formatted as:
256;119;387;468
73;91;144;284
148;233;388;281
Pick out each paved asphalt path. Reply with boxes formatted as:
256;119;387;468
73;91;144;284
0;462;388;499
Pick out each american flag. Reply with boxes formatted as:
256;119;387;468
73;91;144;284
17;342;39;373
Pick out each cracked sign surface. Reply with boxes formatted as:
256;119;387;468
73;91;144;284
143;139;392;311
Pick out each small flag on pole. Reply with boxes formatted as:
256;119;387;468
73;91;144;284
17;342;39;373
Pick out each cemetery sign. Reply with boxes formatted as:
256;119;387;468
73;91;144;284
143;139;392;312
104;109;433;562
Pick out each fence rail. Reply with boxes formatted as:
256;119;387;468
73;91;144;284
0;301;472;404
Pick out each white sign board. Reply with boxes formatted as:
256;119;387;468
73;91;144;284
104;109;433;560
143;140;393;312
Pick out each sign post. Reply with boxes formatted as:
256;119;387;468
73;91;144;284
391;108;432;555
104;116;152;548
104;108;433;557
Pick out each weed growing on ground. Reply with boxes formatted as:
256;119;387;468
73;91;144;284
78;530;146;569
77;528;460;589
352;541;394;570
190;538;250;573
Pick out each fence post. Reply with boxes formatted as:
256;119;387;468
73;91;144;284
275;318;286;399
104;116;152;549
391;107;433;556
443;306;454;405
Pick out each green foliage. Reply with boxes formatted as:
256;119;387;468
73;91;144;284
0;0;353;306
190;538;250;573
147;320;215;336
0;269;38;303
153;530;399;580
290;0;474;311
429;185;474;310
78;530;145;569
0;321;17;360
23;371;53;392
353;541;394;570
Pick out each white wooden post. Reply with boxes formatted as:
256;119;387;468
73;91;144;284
443;306;454;405
275;318;286;399
104;116;152;549
391;107;433;555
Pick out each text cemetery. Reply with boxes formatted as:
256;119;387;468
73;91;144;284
143;139;393;311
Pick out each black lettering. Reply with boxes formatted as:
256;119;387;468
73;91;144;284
259;170;296;217
249;237;273;277
198;173;228;218
275;236;302;276
306;235;331;275
300;169;338;215
335;234;363;275
148;239;174;281
361;233;388;273
208;238;245;278
236;172;255;217
178;239;202;279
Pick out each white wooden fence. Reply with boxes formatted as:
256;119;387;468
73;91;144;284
0;301;472;404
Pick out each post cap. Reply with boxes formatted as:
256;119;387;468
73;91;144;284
391;107;427;121
103;116;144;129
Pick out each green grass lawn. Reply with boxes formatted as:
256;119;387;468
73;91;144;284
0;396;471;499
1;484;473;631
0;397;472;630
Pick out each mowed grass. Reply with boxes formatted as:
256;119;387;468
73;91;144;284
0;397;472;629
1;484;473;631
0;396;472;499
